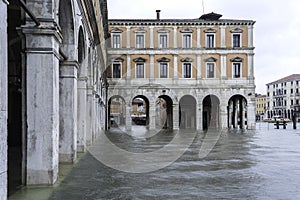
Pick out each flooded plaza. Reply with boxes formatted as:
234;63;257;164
9;123;300;200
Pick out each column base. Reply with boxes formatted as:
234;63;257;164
77;145;86;153
26;167;58;185
59;153;76;163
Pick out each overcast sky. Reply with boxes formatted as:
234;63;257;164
107;0;300;94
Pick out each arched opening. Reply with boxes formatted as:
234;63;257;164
156;95;173;129
131;96;149;126
108;96;126;129
203;95;220;130
7;1;24;195
228;95;247;129
179;95;196;130
59;0;74;53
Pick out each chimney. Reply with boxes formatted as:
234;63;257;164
156;10;161;20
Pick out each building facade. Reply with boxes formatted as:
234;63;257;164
266;74;300;119
255;94;266;121
1;0;109;198
107;11;256;131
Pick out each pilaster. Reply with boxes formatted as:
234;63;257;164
126;54;131;79
173;26;177;48
248;25;254;48
196;55;202;79
126;26;131;48
0;1;8;197
173;103;179;130
197;27;201;48
125;105;132;131
150;26;154;48
150;54;154;79
77;77;87;152
248;53;254;78
220;54;227;78
173;55;178;79
220;26;226;48
86;88;94;146
59;61;78;163
22;23;61;185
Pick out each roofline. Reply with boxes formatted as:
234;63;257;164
108;19;256;26
266;74;300;85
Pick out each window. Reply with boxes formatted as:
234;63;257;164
206;34;214;48
160;63;168;78
112;34;121;48
112;63;121;78
136;35;144;48
136;63;144;78
206;63;215;78
159;34;168;48
233;63;241;78
183;63;191;78
291;89;294;94
182;34;191;48
232;34;241;47
291;100;294;105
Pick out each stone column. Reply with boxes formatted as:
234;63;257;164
220;26;226;48
247;98;256;129
220;101;228;129
22;24;60;185
59;61;78;163
197;101;203;130
86;87;94;146
77;77;87;152
125;105;132;131
173;103;179;130
0;1;8;197
239;98;244;129
149;102;156;130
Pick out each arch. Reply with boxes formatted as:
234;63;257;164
228;95;248;129
202;95;220;130
179;95;196;130
59;0;75;58
156;95;173;129
108;96;126;129
131;95;149;126
77;26;85;77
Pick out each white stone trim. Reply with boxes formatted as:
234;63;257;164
111;33;122;48
150;26;154;48
205;62;216;78
173;26;177;48
135;63;145;78
158;32;169;48
182;33;192;48
220;26;226;48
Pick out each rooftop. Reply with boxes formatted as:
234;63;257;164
266;74;300;85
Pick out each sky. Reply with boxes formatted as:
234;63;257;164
107;0;300;94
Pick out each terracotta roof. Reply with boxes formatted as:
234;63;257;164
266;74;300;85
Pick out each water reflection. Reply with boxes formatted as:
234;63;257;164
9;123;300;199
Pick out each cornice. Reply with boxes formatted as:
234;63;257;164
108;48;255;55
108;19;256;26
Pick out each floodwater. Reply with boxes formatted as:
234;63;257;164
9;123;300;200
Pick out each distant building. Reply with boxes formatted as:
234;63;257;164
266;74;300;119
255;94;266;121
107;11;256;130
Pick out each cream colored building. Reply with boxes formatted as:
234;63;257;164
266;74;300;119
255;94;266;121
107;11;256;130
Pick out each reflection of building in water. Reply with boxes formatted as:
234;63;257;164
107;11;256;131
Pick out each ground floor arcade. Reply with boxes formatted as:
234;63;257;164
107;87;256;131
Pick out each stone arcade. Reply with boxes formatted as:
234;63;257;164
0;0;109;198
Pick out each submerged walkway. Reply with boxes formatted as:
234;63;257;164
9;124;300;199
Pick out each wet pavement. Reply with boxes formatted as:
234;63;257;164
9;123;300;199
